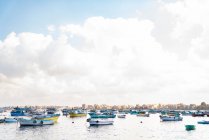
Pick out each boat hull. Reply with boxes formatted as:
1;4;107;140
4;118;17;123
69;113;87;117
198;121;209;124
89;119;114;125
161;116;183;121
19;119;54;126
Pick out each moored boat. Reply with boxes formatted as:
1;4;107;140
10;107;31;116
19;118;54;126
89;119;114;126
117;114;126;118
160;115;183;121
69;110;87;117
4;118;18;123
192;111;205;117
198;120;209;124
33;114;60;122
137;111;149;117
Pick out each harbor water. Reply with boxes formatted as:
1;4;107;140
1;114;209;140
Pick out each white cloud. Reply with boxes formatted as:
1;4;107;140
1;0;209;106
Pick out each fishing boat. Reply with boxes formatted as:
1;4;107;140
192;111;205;117
69;110;87;117
0;108;4;113
19;118;54;126
130;110;139;115
160;115;183;121
89;119;114;126
185;125;195;131
10;107;30;116
4;118;18;123
137;111;149;117
0;119;4;123
89;113;116;118
33;114;60;122
117;114;126;118
46;107;57;115
198;120;209;124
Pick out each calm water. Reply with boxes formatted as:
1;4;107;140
1;114;209;140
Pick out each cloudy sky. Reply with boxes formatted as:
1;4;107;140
0;0;209;106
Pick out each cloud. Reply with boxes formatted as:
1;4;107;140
1;0;209;106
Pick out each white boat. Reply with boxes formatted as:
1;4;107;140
4;118;18;123
117;114;126;118
89;119;114;125
19;118;54;126
160;115;183;121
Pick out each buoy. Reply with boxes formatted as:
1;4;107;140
140;121;143;123
72;121;74;123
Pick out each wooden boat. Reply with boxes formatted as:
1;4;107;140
69;110;87;117
4;118;18;123
161;116;183;121
185;125;195;131
33;114;60;122
89;119;114;126
192;111;205;117
137;111;149;117
0;119;4;123
198;120;209;124
117;114;126;118
19;118;54;126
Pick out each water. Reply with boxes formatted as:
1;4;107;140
1;114;209;140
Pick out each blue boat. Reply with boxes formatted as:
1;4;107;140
198;120;209;124
10;107;28;116
4;118;18;123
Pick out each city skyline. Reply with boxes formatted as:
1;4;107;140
1;0;209;106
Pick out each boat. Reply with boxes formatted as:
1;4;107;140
192;111;205;117
185;125;195;131
4;118;18;123
130;110;139;115
160;115;183;121
137;111;149;117
89;114;116;118
89;119;114;126
19;118;54;126
0;108;4;113
33;114;60;122
198;120;209;124
10;107;30;116
46;107;57;115
0;119;4;123
62;108;71;116
117;114;126;118
181;111;192;116
69;110;87;117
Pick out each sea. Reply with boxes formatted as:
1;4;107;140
0;113;209;140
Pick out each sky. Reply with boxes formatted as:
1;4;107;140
0;0;209;106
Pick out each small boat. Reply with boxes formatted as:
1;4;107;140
137;111;149;117
33;114;60;122
198;120;209;124
192;111;205;117
19;119;54;126
89;119;114;126
10;107;30;116
117;114;126;118
185;125;195;131
69;110;87;117
0;108;4;113
0;119;4;123
160;114;183;121
4;118;18;123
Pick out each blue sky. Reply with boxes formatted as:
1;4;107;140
0;0;152;40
